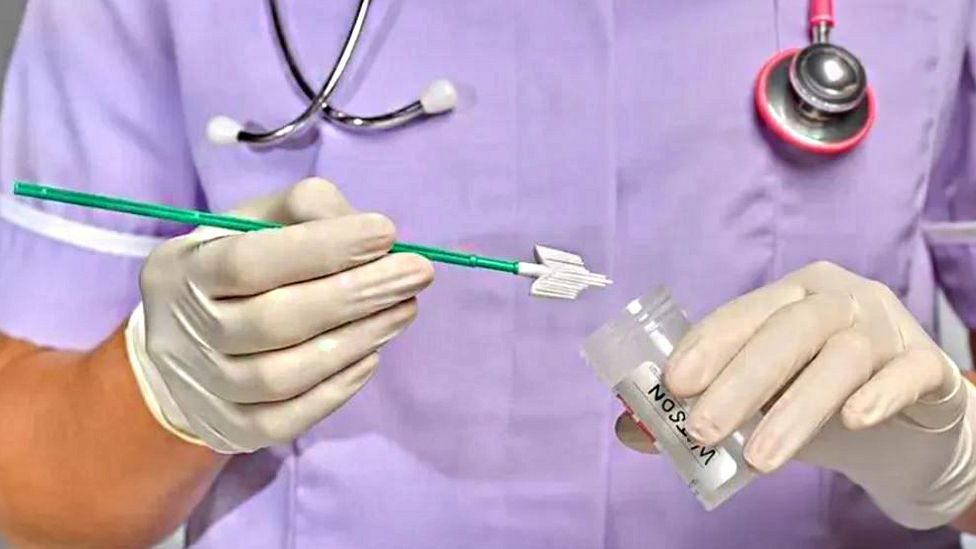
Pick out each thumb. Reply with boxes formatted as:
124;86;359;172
229;178;355;224
615;413;658;454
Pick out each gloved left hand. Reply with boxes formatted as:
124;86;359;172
615;261;976;529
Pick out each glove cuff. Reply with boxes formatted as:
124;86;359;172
124;303;208;448
874;373;976;529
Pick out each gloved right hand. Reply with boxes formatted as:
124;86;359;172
125;178;434;454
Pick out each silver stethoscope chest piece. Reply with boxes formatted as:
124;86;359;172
754;0;876;155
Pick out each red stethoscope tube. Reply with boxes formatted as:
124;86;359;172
809;0;834;28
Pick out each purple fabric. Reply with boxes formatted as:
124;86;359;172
1;0;974;547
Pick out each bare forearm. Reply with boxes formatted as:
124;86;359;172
0;329;227;548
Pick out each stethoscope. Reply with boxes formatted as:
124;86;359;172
209;0;873;156
755;0;875;154
206;0;457;147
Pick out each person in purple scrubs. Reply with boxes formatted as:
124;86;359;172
3;0;976;547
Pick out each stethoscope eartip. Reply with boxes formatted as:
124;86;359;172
420;79;458;115
207;116;245;146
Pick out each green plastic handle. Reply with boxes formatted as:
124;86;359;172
12;182;520;275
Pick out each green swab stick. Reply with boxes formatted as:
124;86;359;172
12;181;611;300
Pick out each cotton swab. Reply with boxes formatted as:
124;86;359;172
12;182;612;300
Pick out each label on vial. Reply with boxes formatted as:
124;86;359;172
615;361;739;495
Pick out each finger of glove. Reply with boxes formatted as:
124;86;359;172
666;280;807;398
685;292;855;446
203;299;418;403
229;177;354;223
743;327;875;473
189;213;396;298
210;253;434;355
156;352;382;453
240;353;381;447
843;347;961;431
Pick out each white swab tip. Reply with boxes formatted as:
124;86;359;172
534;245;585;266
421;79;457;114
207;116;244;145
521;245;612;300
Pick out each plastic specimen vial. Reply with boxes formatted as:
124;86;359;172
580;287;758;510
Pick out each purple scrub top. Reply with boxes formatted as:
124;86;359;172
1;1;975;547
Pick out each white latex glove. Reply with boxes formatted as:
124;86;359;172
126;178;434;454
616;261;976;529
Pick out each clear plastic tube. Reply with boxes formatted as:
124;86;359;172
580;287;758;510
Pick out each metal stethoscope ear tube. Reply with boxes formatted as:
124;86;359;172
207;0;457;147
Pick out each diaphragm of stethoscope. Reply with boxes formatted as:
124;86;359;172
755;48;875;155
754;0;875;155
